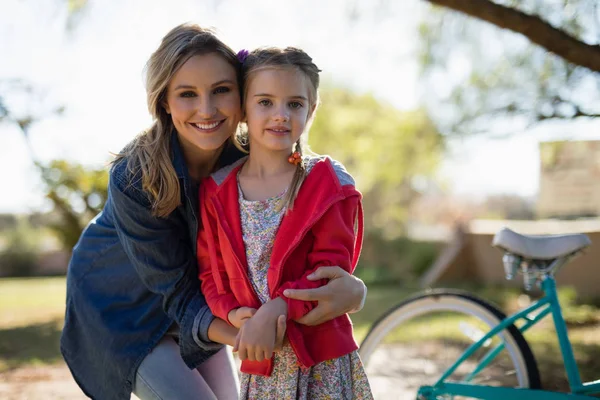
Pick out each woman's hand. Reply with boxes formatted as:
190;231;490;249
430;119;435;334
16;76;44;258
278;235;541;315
273;315;287;352
227;307;257;328
283;266;366;326
234;298;287;362
207;318;239;347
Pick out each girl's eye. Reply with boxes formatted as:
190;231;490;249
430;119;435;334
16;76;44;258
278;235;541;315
180;91;196;98
259;99;272;106
289;101;303;109
214;86;230;94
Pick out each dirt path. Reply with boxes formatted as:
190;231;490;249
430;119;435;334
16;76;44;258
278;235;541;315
0;364;85;400
0;365;407;399
0;347;420;400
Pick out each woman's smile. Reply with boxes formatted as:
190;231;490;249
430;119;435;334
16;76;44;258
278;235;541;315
190;119;226;133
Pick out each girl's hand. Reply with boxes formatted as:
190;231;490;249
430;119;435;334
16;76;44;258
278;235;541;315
233;314;287;353
234;298;287;362
283;266;366;326
227;307;257;328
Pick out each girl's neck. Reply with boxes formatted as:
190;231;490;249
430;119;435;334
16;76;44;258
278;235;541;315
239;147;296;201
242;147;295;178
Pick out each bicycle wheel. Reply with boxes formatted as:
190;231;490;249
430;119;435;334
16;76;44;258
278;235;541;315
359;289;540;399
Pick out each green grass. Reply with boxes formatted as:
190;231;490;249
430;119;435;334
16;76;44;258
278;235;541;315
0;277;66;326
2;276;600;393
0;277;66;371
351;285;419;339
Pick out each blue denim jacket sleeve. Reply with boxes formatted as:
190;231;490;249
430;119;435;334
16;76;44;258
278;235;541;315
108;161;222;359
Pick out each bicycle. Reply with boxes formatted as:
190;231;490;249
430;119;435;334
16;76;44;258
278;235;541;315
359;227;598;399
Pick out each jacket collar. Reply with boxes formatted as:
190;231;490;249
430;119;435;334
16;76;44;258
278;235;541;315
207;159;360;286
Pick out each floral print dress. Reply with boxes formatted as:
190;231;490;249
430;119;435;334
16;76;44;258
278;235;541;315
237;159;373;400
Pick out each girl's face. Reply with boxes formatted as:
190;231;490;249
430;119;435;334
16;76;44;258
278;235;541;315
164;53;242;154
244;68;314;154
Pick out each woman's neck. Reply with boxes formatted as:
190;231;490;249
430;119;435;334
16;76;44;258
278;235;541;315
178;136;224;182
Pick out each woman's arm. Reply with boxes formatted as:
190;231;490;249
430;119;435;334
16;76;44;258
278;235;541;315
208;312;289;351
207;318;238;347
275;195;364;322
108;160;220;357
283;266;367;326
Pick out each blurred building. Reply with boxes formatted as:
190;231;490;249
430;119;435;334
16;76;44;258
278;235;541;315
538;140;600;218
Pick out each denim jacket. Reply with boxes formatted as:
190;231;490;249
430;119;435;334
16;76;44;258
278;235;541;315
60;133;243;399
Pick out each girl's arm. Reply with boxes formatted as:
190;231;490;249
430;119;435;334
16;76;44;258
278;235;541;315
108;160;220;357
276;195;363;322
235;298;288;362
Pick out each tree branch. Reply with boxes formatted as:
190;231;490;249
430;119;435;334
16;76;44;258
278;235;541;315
535;108;600;121
425;0;600;72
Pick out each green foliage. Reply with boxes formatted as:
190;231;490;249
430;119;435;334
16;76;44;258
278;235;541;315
38;160;108;251
309;85;444;235
557;286;600;326
418;0;599;134
355;231;441;286
0;218;41;277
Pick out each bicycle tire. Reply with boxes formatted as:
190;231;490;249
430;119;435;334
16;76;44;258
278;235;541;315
359;289;541;398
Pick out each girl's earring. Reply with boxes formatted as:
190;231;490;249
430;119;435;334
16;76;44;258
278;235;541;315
288;151;301;165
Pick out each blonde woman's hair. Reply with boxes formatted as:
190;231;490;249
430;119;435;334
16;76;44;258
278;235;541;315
237;47;321;212
113;23;241;217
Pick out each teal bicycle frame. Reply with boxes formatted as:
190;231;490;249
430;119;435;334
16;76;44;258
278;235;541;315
416;276;600;400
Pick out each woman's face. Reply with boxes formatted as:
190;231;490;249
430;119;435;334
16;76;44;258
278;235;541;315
164;53;242;154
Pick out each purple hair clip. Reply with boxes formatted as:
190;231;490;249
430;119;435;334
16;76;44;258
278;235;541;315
236;49;249;64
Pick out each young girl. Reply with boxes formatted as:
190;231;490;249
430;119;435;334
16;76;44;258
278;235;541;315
197;47;373;399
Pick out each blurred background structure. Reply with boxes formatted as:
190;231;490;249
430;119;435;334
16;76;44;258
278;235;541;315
1;0;599;398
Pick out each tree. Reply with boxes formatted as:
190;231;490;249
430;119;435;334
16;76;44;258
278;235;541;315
0;217;40;277
1;81;108;251
418;0;600;134
39;160;108;250
424;0;600;72
310;85;444;236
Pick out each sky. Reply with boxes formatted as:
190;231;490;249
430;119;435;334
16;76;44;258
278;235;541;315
1;0;598;213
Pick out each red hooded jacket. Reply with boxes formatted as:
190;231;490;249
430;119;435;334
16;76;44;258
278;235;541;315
197;156;364;376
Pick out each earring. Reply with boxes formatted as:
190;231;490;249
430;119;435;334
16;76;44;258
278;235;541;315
288;151;302;165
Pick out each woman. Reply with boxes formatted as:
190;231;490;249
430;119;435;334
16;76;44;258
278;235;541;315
60;23;367;400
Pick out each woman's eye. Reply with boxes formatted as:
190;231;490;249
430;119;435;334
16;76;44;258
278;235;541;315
289;101;303;109
259;99;272;106
180;91;196;98
214;86;230;94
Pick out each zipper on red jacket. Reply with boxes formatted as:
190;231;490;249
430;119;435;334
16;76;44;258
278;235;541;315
225;235;263;308
270;192;345;298
286;323;310;368
270;192;349;368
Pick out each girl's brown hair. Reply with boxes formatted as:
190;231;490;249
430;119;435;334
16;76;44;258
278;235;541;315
238;47;321;211
114;23;241;217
